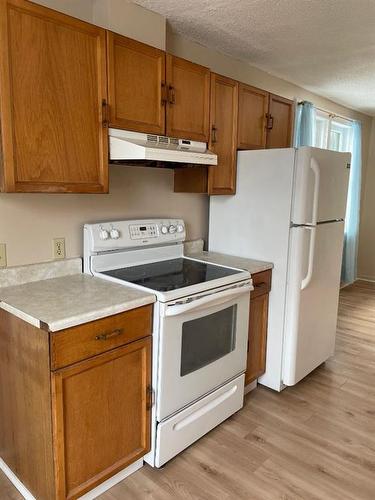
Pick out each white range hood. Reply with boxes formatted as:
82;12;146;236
109;128;217;166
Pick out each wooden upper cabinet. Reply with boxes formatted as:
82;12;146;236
0;0;108;193
266;94;294;149
237;84;268;150
107;33;166;135
166;55;210;142
52;337;151;499
208;74;238;195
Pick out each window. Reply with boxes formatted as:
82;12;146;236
313;110;353;153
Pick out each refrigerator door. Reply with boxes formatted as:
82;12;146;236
292;147;351;224
282;221;345;386
209;148;296;391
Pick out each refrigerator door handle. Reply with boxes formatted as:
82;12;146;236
309;158;320;226
301;226;316;290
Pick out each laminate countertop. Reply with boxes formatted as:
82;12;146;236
0;273;156;332
185;250;273;275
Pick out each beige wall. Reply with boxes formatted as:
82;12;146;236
358;117;375;280
1;0;374;274
0;167;208;267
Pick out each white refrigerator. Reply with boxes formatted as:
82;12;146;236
209;147;351;391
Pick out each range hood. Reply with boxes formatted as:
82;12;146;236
109;129;217;166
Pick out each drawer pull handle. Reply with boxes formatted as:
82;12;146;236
95;328;124;341
254;282;266;288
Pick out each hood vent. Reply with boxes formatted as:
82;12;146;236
109;129;217;166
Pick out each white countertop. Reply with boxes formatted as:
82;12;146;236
186;250;273;275
0;274;156;332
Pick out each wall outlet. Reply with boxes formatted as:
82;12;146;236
53;238;65;260
0;243;7;268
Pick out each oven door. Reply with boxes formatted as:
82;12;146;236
156;281;252;421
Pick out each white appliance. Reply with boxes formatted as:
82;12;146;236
109;129;217;166
84;219;252;467
209;147;351;391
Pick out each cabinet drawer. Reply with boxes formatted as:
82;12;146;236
50;305;152;370
251;270;272;298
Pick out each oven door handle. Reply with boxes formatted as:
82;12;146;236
164;283;253;317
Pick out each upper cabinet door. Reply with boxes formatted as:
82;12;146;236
266;94;294;149
107;33;166;135
0;0;108;193
237;83;268;150
166;55;210;142
208;74;238;195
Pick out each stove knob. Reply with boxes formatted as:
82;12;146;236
161;225;169;235
169;225;177;234
177;224;184;233
110;228;120;239
99;229;109;240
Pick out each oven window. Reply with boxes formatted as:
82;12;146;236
180;305;237;377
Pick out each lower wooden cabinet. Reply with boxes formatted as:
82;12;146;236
52;338;151;499
0;305;152;500
245;270;272;385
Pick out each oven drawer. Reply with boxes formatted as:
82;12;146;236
155;374;245;467
50;304;153;370
251;269;272;298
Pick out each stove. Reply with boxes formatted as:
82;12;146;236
84;219;252;468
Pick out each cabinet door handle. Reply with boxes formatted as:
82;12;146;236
102;99;109;127
95;328;124;341
211;125;217;144
168;85;176;105
266;114;274;130
146;384;155;410
161;82;167;105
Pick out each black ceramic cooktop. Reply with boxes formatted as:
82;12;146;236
102;258;242;292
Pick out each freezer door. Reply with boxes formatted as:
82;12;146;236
283;221;345;386
292;147;351;224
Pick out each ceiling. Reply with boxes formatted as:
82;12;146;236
134;0;375;116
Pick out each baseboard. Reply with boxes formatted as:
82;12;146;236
244;380;257;395
357;276;375;283
0;457;143;500
78;459;143;500
0;458;36;500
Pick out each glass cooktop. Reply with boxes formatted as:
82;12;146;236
102;258;242;292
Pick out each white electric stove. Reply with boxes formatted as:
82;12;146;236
84;219;252;467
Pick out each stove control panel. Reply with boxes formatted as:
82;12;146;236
129;223;158;240
84;219;186;252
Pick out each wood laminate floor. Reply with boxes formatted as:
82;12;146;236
1;280;375;500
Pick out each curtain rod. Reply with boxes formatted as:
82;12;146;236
298;100;355;123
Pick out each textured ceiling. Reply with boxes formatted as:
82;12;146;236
134;0;375;116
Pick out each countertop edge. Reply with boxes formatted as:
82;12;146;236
0;294;156;333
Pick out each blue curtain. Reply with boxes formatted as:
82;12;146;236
294;101;316;147
341;120;362;284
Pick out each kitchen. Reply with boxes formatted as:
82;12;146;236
0;0;374;499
